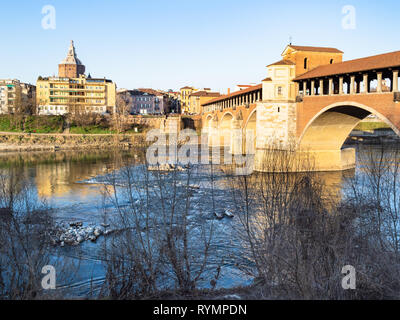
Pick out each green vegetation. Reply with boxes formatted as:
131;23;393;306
354;121;391;131
0;115;24;132
0;114;147;135
0;115;64;133
69;125;115;135
24;115;64;133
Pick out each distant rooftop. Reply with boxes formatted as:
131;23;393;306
191;91;220;97
285;45;344;54
202;84;262;106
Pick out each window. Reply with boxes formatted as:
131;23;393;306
304;58;308;69
330;59;334;64
277;86;283;96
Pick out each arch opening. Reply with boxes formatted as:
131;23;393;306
299;104;398;152
244;110;257;154
220;113;234;147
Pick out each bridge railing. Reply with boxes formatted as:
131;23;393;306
395;92;400;102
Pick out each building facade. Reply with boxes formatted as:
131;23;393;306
37;75;116;115
118;88;168;115
188;90;220;115
37;41;116;115
165;90;181;114
180;86;197;114
0;79;35;114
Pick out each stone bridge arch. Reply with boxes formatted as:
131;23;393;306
219;112;234;147
298;101;399;151
243;109;257;154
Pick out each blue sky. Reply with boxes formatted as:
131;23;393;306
0;0;399;92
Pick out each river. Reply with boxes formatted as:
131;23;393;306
0;138;398;298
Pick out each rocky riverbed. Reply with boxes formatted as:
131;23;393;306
51;222;115;247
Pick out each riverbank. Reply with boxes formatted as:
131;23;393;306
0;132;147;152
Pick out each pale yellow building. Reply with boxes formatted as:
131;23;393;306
36;40;116;115
188;91;220;115
180;86;198;114
36;75;116;115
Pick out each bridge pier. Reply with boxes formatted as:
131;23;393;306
231;118;244;155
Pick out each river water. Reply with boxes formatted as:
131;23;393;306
0;139;398;297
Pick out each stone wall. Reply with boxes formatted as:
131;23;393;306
0;132;147;152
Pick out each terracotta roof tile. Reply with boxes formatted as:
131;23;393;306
138;88;164;96
288;45;343;54
294;50;400;81
202;84;262;106
191;91;220;97
267;59;295;67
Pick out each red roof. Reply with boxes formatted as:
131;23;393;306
202;84;262;106
287;45;343;54
190;91;220;97
295;50;400;81
267;59;296;67
138;88;164;96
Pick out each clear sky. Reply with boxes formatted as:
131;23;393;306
0;0;399;93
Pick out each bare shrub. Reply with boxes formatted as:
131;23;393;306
0;169;55;299
230;145;400;299
99;146;216;299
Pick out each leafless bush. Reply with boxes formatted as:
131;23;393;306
68;112;109;128
0;169;55;299
230;145;400;299
99;146;217;299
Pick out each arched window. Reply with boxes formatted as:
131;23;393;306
330;59;334;64
304;58;308;69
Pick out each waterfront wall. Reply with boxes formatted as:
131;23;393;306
0;132;147;152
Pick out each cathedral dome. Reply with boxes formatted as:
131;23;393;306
60;40;83;65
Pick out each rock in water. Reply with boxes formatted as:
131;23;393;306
94;228;103;237
224;210;234;218
214;212;224;220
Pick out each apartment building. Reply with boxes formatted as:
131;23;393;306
188;90;220;115
0;79;35;114
118;88;168;115
180;86;197;114
36;41;116;115
37;75;116;115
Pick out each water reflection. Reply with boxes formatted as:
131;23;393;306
0;146;372;297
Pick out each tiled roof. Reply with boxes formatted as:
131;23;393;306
191;91;220;97
267;59;296;67
180;86;193;90
138;88;164;96
202;84;262;106
288;45;343;54
294;50;400;81
262;77;272;81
